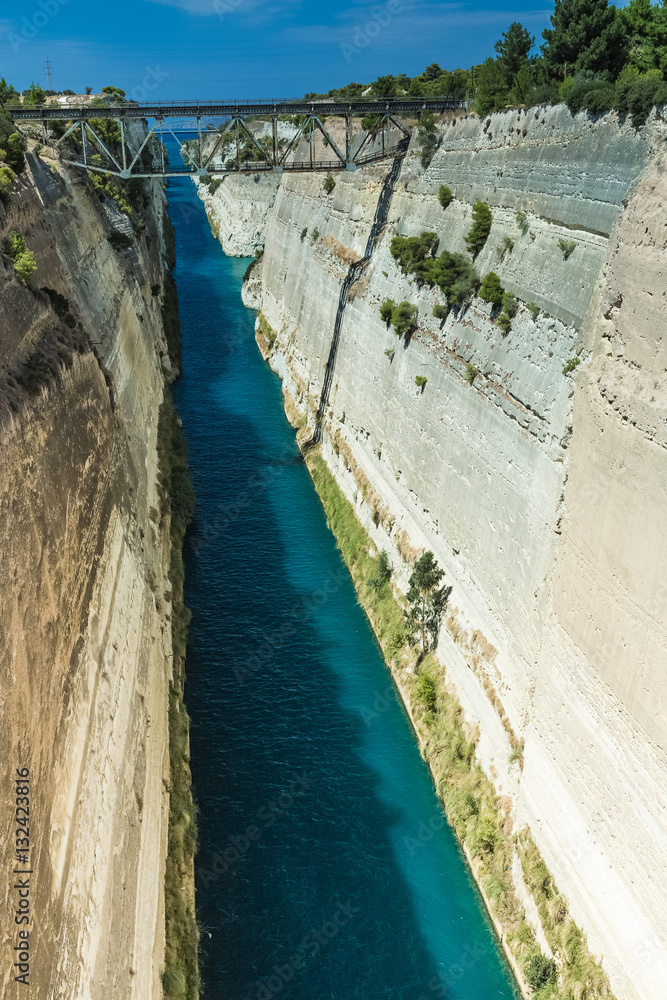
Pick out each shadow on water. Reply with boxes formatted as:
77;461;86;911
166;167;520;1000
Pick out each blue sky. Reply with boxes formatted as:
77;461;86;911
0;0;613;99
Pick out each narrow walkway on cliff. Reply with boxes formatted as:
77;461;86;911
165;148;520;1000
313;143;407;444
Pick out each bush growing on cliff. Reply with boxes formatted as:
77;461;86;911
479;271;504;308
14;250;37;286
557;237;576;259
562;357;580;375
380;298;396;323
465;363;480;385
497;235;514;258
3;231;37;285
0;164;15;202
432;303;449;322
390;236;479;306
423;251;480;306
438;184;453;208
391;301;418;337
323;171;336;194
200;174;223;194
415;375;427;389
501;292;518;318
390;232;439;278
464;201;493;256
3;229;26;260
497;312;512;335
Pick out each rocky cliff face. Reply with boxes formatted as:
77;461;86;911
0;153;174;999
202;104;667;1000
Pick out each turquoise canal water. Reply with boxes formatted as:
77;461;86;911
167;173;520;1000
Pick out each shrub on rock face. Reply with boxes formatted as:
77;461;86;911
415;375;427;388
438;184;453;208
3;230;37;285
464;200;493;256
3;229;26;260
323;171;335;194
479;271;504;307
391;301;418;337
14;250;37;285
390;232;439;277
558;237;576;259
465;363;479;384
423;251;479;306
380;298;396;324
432;303;449;321
501;292;518;317
0;164;16;202
497;312;512;335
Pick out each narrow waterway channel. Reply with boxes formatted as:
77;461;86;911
167;172;520;1000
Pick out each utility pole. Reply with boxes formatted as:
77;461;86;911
44;58;54;90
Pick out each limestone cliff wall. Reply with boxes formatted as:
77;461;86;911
0;153;174;998
195;172;281;256
206;105;666;1000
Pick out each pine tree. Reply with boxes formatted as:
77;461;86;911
542;0;628;80
495;22;535;91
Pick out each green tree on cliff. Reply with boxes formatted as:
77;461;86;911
417;110;438;169
404;551;447;652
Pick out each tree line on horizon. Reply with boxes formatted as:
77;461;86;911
306;0;667;125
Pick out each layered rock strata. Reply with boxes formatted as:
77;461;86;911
201;104;667;1000
0;153;175;999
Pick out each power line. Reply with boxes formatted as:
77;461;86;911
44;58;54;89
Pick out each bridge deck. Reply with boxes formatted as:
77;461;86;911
9;98;466;121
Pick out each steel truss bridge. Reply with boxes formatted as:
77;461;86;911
9;98;465;179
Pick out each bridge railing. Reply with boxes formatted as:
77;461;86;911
8;97;469;121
